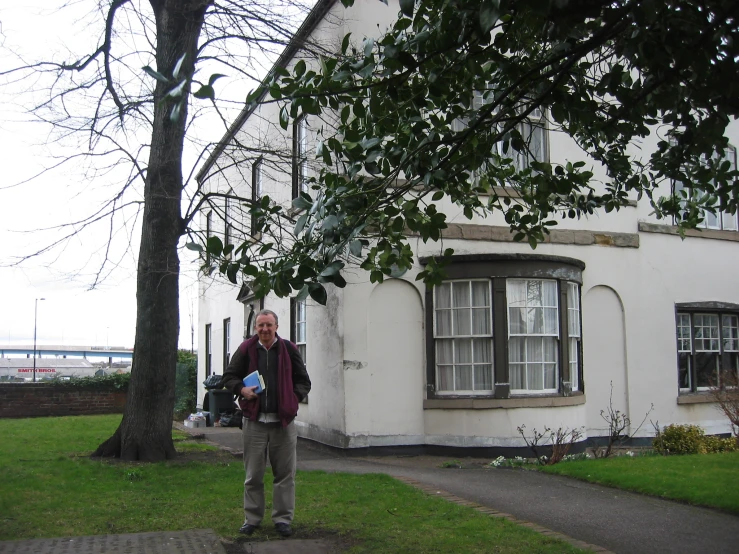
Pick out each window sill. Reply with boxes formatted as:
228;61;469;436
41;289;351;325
676;393;718;405
424;392;585;409
639;222;739;242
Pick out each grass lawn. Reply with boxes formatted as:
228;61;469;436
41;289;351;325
540;452;739;514
0;415;580;553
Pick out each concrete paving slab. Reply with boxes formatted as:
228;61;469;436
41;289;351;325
0;529;225;554
241;539;338;553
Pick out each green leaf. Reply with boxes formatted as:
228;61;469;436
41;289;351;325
294;213;309;235
259;243;273;256
399;0;414;18
349;240;363;257
341;33;352;55
279;106;289;130
169;101;183;122
295;285;310;301
295;59;307;77
480;0;500;34
166;80;187;99
193;85;215;100
185;242;203;252
292;194;313;211
226;263;238;284
206;236;224;257
309;283;328;305
172;53;186;80
320;261;344;277
363;38;374;58
209;73;226;86
142;65;170;84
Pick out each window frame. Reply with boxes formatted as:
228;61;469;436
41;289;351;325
291;298;307;363
672;144;738;232
423;254;584;399
205;323;212;377
292;116;308;199
251;158;263;236
223;318;231;372
433;279;494;395
676;305;739;393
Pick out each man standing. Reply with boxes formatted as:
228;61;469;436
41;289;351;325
222;309;311;538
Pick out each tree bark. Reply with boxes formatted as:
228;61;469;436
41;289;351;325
93;0;211;461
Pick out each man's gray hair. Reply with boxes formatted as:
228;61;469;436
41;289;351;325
256;309;278;325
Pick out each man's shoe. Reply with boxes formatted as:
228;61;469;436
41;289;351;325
239;523;258;536
275;523;292;537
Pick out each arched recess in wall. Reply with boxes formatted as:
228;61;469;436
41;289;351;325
367;279;425;438
582;284;629;437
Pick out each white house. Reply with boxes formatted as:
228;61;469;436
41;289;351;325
195;0;739;455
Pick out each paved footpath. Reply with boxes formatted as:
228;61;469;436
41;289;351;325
202;425;739;554
2;424;738;553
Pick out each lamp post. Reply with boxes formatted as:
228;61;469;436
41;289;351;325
33;297;45;382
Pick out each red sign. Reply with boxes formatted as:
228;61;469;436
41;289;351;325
17;368;56;373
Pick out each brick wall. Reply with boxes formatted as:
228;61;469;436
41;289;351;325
0;383;126;418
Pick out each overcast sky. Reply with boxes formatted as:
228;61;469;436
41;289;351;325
0;1;204;351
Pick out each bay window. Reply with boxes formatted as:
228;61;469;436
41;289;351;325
426;254;584;398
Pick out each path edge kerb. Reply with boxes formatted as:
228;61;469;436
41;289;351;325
393;476;614;553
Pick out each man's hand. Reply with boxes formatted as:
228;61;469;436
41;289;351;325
241;385;259;401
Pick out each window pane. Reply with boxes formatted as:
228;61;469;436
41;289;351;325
721;352;738;375
722;211;738;231
474;365;493;390
528;307;543;334
473;338;492;363
436;339;453;364
509;307;526;334
438;366;454;391
472;308;490;335
527;364;544;390
694;314;719;351
457;365;473;390
569;338;580;391
471;281;489;306
543;364;557;389
435;283;451;309
509;337;525;363
436;310;452;336
677;313;691;352
543;307;558;335
455;339;472;363
695;352;718;388
568;283;581;337
507;280;526;307
527;338;543;363
678;352;691;390
723;315;739;351
453;308;472;335
510;364;524;389
453;282;471;307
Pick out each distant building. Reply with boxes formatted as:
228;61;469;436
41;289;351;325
0;358;128;381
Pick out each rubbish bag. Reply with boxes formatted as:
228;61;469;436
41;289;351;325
203;374;222;390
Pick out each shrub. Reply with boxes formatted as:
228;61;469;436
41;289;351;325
652;424;737;455
702;435;738;453
174;349;198;419
653;424;706;455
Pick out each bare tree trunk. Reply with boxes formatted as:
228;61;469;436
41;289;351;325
93;0;211;461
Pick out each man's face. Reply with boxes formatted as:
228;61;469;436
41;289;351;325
255;313;278;346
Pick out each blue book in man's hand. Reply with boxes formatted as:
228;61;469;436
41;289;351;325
243;370;265;394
